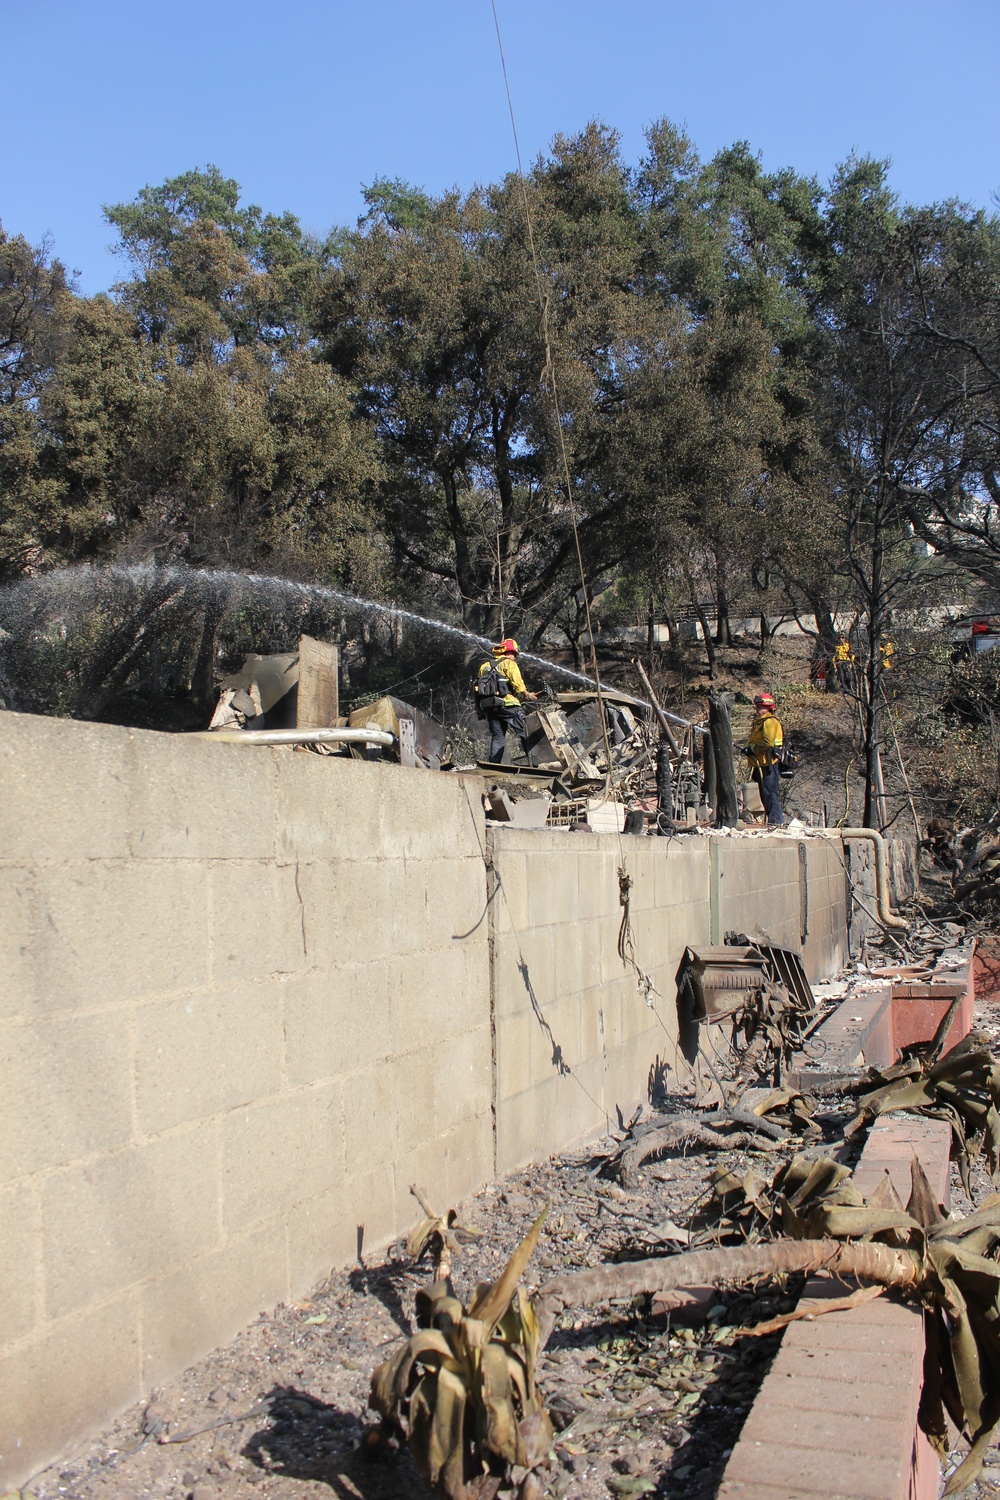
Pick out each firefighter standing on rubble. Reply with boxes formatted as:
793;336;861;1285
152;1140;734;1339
478;639;538;764
745;692;786;827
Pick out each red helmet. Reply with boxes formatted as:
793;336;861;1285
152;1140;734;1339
754;692;776;711
493;638;520;656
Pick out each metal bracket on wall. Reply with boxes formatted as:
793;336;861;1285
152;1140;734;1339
398;718;417;768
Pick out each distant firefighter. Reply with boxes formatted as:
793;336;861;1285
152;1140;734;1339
474;638;538;764
745;692;785;826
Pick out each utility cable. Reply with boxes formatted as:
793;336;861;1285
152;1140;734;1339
490;0;659;1014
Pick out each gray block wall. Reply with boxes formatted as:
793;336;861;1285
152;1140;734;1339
1;711;856;1485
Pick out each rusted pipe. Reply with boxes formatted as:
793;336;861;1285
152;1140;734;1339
191;727;395;748
817;828;909;930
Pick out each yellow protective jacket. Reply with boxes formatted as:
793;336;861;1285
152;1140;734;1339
480;655;528;709
746;712;784;773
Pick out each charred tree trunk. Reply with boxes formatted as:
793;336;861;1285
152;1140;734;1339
715;558;732;646
809;595;840;693
684;566;717;678
656;738;674;834
862;488;886;829
708;687;739;827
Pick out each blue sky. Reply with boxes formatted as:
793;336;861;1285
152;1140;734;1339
3;0;998;293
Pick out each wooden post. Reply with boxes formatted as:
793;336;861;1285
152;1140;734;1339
708;687;739;827
634;658;681;757
296;635;339;728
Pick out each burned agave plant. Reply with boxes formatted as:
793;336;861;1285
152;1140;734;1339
848;1035;1000;1194
532;1155;1000;1494
406;1185;481;1282
370;1210;553;1500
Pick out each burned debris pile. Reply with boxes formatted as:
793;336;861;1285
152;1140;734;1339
201;635;726;833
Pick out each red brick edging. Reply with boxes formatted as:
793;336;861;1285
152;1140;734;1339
718;1116;952;1500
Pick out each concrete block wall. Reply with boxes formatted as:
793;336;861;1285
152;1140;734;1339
711;834;848;982
488;830;710;1174
1;710;857;1486
0;713;492;1485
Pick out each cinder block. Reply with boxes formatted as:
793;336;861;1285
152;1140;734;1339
135;980;283;1133
285;966;392;1086
287;1183;369;1294
0;1180;39;1345
209;860;309;981
42;1129;221;1319
220;1084;345;1234
387;772;487;863
274;753;381;860
578;989;611;1062
488;844;529;935
576;849;619;921
342;1066;398;1176
413;857;489;948
494;928;555;1023
495;1008;541;1102
495;1087;549;1176
126;730;278;860
294;857;394;968
529;850;581;927
439;1111;494;1204
390;946;472;1057
0;1293;140;1491
0;713;131;862
22;861;210;1012
390;1115;492;1236
139;1220;287;1389
0;866;34;1022
0;1011;132;1183
343;1164;398;1264
430;1026;492;1133
654;844;708;910
551;917;603;1000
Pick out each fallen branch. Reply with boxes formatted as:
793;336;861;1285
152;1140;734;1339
616;1120;754;1186
741;1282;884;1337
535;1239;920;1348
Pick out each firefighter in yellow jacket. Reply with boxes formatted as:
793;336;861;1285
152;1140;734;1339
745;692;785;826
478;639;538;763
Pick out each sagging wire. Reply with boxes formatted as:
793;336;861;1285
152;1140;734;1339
491;0;660;1014
459;781;610;1125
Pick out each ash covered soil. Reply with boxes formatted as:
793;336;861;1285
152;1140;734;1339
27;1133;801;1500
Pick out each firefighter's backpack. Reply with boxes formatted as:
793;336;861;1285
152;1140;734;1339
778;742;800;778
473;659;506;717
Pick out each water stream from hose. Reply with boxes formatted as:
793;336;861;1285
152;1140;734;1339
0;562;600;694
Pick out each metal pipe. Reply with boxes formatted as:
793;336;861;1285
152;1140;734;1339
191;727;395;748
814;828;909;930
